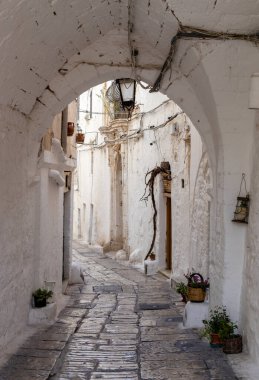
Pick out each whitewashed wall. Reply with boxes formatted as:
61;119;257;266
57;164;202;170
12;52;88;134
74;84;208;281
74;84;112;247
1;0;259;365
0;109;36;354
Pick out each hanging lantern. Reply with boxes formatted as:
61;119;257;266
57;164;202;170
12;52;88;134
232;174;250;224
116;78;136;114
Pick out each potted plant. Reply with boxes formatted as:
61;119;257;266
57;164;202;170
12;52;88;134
184;271;209;302
32;288;53;308
76;125;85;144
202;306;242;353
220;319;242;354
175;282;188;303
202;306;230;347
76;132;85;144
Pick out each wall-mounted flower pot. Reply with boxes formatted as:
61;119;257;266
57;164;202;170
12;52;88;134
76;132;85;144
67;122;75;136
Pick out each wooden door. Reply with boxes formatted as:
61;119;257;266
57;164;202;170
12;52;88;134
166;197;172;270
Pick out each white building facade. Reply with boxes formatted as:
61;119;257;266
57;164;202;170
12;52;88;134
74;83;210;281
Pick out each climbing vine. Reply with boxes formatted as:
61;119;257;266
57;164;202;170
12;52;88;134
140;166;168;260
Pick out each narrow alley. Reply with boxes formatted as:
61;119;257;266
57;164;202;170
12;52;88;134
0;243;237;380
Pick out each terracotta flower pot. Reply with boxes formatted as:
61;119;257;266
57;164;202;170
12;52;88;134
76;132;85;144
210;333;224;347
67;122;75;136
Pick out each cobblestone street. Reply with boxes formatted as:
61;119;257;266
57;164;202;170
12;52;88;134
0;244;238;380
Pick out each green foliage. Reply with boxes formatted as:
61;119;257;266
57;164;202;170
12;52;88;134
184;271;209;290
175;282;188;297
33;288;53;301
202;306;237;339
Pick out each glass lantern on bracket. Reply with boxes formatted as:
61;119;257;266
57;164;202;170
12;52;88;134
115;78;136;116
232;174;250;224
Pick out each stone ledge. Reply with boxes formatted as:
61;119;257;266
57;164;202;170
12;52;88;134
28;303;57;326
183;301;209;328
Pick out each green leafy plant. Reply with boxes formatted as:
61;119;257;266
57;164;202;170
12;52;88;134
176;282;188;296
202;306;237;339
219;320;238;340
33;288;53;301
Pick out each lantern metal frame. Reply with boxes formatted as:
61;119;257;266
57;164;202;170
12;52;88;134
232;174;250;224
115;78;136;114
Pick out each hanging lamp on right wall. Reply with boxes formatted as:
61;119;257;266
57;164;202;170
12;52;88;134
232;173;250;224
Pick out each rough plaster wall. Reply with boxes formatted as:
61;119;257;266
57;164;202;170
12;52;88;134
92;148;112;246
37;168;64;294
170;125;191;278
190;153;211;278
74;84;112;246
0;109;35;352
126;99;202;273
241;121;259;364
126;97;179;263
207;43;256;319
74;148;111;246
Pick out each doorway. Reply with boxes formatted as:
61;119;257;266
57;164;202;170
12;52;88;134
166;196;172;270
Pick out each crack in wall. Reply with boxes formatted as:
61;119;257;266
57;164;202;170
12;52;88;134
150;25;259;92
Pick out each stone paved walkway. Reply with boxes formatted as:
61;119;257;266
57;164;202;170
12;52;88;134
0;244;239;380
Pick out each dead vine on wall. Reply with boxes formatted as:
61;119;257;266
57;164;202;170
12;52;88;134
140;166;167;260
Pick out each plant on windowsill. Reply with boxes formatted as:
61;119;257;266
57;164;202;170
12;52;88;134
184;271;209;302
32;288;53;308
175;282;188;303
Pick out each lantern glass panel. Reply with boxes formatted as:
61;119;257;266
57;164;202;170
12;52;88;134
116;78;136;111
232;196;249;223
119;79;135;102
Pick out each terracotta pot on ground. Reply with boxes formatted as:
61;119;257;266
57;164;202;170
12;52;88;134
210;333;224;347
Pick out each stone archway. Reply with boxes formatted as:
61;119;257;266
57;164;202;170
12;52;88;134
2;0;259;360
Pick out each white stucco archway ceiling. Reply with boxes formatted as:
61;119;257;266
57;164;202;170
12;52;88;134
1;0;259;117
